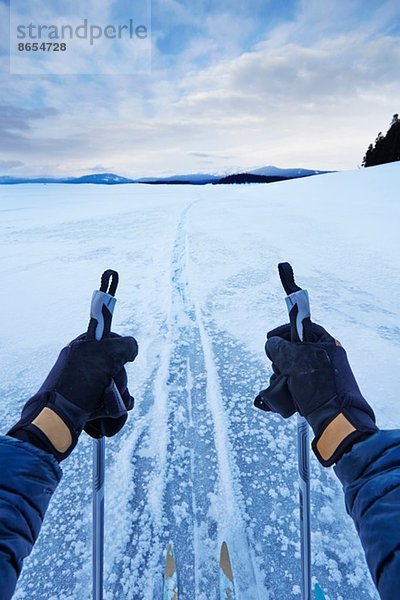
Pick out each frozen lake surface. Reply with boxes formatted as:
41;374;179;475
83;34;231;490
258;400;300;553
1;163;399;599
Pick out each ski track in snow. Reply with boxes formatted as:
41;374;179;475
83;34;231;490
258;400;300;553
2;172;395;599
109;201;263;599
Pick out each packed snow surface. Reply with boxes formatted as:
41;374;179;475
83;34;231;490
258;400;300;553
1;163;399;599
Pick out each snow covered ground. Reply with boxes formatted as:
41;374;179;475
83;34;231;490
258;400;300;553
1;163;399;599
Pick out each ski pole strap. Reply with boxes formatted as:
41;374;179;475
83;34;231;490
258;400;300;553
100;269;119;296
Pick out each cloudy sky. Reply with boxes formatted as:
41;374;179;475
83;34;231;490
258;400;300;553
0;0;399;177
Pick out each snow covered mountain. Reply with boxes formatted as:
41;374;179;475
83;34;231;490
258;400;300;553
248;165;332;178
135;165;332;183
1;163;398;599
0;166;331;185
0;172;135;185
137;172;221;184
68;173;135;184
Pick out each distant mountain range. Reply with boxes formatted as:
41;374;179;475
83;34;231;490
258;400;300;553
0;167;333;186
0;173;134;185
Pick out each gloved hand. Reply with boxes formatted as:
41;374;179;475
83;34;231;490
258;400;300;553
8;333;138;461
254;323;378;466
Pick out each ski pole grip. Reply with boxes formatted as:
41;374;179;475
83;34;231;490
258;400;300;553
285;289;311;343
86;270;127;428
87;270;119;341
88;291;117;341
278;262;312;342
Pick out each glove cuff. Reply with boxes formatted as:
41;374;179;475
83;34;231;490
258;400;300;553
49;391;90;440
311;411;378;467
9;423;76;462
8;391;88;462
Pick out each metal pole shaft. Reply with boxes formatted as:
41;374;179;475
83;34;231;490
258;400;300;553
297;415;311;600
88;271;119;600
277;264;313;600
93;437;105;600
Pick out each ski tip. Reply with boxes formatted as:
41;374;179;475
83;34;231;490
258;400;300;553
219;542;233;586
219;542;234;583
165;542;177;579
315;583;326;600
219;541;236;599
164;542;178;600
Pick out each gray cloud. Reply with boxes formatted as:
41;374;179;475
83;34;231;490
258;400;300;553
0;105;57;130
0;105;59;151
0;159;24;169
79;164;111;173
188;152;234;159
180;34;400;116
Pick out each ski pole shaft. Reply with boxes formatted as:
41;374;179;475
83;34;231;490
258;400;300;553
93;437;105;600
297;415;311;600
278;263;312;600
87;270;120;600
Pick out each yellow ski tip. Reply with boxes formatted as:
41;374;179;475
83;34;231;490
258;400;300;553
219;541;234;583
164;542;178;600
165;542;177;579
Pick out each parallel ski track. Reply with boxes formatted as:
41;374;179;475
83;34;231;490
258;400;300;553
109;201;264;599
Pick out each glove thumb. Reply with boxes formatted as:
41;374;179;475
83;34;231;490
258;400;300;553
254;372;296;418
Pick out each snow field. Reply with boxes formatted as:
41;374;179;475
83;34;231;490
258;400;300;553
2;163;399;598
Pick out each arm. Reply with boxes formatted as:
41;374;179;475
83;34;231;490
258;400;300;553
1;333;138;599
255;323;400;598
0;436;61;599
335;430;400;597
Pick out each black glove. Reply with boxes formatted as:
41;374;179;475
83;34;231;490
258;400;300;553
8;333;138;461
255;323;378;466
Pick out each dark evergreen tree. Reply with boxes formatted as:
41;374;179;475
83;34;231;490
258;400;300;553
362;144;374;167
362;114;400;167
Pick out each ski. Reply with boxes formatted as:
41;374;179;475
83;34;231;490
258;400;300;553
162;540;319;600
163;542;178;600
315;583;326;599
219;542;236;599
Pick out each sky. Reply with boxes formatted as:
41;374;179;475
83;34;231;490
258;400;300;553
0;0;400;178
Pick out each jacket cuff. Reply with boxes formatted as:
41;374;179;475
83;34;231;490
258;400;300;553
9;424;72;463
1;435;62;485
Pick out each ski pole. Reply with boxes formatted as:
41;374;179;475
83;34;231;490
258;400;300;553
87;270;125;600
278;263;312;600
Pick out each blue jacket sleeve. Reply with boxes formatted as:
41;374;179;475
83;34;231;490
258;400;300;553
334;430;400;599
0;435;62;600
